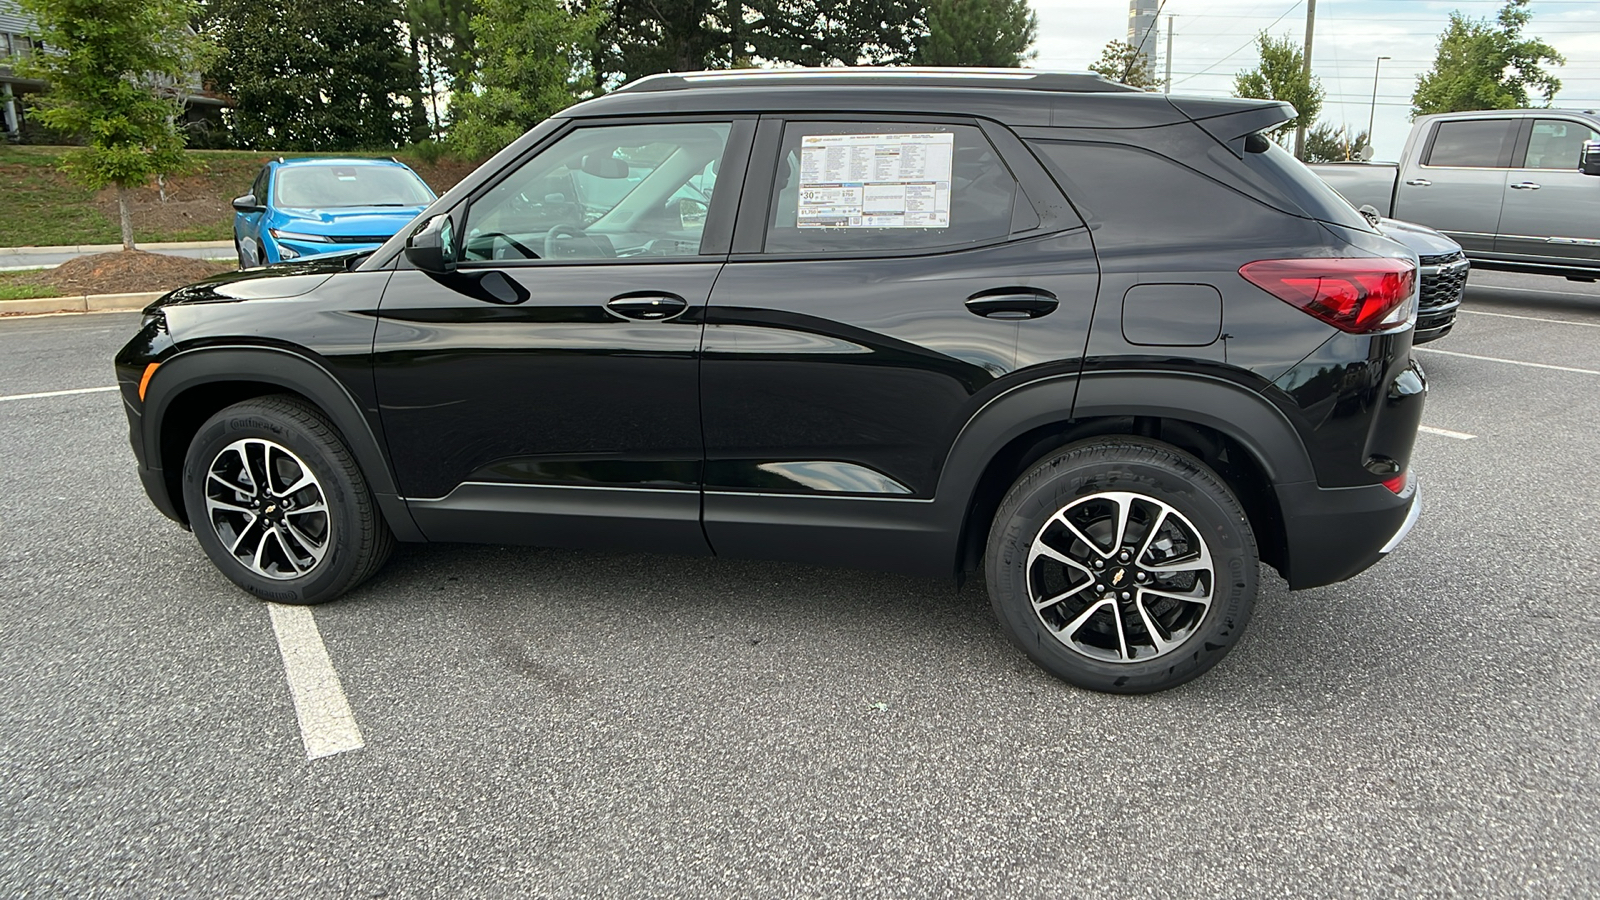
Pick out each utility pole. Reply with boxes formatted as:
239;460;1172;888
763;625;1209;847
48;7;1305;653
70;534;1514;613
1164;16;1175;93
1294;0;1317;160
1367;56;1391;155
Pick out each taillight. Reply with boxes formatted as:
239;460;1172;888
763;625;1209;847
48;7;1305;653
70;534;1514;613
1239;258;1417;333
1383;471;1411;494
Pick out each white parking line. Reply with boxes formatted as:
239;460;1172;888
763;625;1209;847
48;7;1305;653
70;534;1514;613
1419;425;1476;440
266;604;365;760
1461;309;1600;329
1414;347;1600;376
0;385;117;403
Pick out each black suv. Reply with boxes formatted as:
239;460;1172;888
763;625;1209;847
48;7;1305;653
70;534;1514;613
116;69;1425;693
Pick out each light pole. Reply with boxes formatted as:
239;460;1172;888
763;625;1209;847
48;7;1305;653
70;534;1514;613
1367;56;1391;157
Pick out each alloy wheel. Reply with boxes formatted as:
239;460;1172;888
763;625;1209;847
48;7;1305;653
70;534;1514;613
204;438;331;580
1027;491;1215;663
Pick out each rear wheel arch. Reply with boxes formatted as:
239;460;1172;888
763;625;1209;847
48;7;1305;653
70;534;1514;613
143;347;422;540
943;373;1309;581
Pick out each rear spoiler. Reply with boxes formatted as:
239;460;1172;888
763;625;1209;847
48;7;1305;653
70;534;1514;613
1167;97;1296;157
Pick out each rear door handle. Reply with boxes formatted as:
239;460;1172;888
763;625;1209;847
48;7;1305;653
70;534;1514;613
1405;178;1432;186
605;293;689;320
965;289;1059;320
1510;181;1542;190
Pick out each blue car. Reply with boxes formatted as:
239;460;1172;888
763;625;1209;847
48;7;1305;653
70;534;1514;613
231;158;436;268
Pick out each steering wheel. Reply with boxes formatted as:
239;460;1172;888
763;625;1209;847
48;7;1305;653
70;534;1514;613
545;223;585;259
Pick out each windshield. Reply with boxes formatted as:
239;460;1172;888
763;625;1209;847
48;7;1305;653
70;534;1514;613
274;165;434;209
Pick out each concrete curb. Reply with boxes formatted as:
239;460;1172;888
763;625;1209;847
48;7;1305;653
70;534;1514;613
0;240;233;256
0;291;163;317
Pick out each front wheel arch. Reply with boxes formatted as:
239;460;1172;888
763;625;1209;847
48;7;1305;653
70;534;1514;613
143;347;423;541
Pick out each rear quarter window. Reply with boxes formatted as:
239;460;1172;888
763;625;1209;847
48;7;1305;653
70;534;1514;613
1236;140;1373;232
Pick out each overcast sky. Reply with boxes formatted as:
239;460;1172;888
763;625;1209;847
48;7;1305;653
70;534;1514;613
1031;0;1600;159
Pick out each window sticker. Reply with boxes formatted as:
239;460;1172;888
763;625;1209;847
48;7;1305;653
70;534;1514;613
796;132;955;228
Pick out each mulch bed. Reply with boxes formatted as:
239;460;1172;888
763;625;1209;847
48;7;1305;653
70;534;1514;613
42;250;233;296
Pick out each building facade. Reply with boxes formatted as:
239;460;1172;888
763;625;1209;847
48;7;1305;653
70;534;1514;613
1127;0;1160;83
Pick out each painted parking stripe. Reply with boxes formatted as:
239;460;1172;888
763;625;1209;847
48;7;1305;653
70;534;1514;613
1461;309;1600;329
0;385;117;403
1419;425;1476;440
1414;347;1600;377
266;603;364;760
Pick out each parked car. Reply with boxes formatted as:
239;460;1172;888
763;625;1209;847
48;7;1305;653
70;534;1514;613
231;158;436;268
118;69;1426;694
1311;110;1600;280
1363;209;1468;343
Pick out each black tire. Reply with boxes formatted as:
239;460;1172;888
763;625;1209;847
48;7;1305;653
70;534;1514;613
985;438;1257;694
235;238;249;269
181;395;395;605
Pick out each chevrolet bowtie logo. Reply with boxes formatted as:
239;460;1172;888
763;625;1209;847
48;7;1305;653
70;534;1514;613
1112;568;1125;585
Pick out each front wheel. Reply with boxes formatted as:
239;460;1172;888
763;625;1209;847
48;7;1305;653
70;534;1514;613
986;438;1258;694
181;395;394;605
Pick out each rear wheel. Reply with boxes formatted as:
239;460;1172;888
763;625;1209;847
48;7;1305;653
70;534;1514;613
986;438;1257;693
181;395;394;605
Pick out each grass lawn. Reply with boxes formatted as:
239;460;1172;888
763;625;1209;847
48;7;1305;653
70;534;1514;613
0;145;477;249
0;269;61;301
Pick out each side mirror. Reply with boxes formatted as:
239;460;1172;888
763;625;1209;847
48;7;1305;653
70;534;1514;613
1581;140;1600;177
405;213;456;274
231;193;262;212
1358;204;1383;228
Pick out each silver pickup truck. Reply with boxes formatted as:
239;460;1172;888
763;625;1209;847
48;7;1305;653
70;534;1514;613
1312;109;1600;279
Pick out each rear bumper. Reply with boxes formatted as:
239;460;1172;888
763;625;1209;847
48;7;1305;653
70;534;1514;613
1274;477;1420;590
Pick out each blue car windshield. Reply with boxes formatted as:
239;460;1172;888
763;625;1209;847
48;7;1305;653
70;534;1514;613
274;165;434;208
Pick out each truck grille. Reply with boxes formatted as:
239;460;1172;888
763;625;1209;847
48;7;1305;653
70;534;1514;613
1418;250;1468;313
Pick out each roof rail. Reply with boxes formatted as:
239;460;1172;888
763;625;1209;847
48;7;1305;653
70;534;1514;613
613;67;1140;95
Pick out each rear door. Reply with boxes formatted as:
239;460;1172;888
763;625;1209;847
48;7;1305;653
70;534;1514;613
1399;117;1519;253
698;115;1099;570
372;117;752;554
1496;117;1600;266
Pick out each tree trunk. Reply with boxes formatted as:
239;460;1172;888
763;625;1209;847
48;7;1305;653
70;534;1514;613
117;186;136;251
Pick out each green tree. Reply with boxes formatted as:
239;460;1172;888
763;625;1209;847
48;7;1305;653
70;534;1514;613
912;0;1035;67
1304;122;1370;163
747;0;923;69
448;0;605;159
207;0;422;151
1412;0;1562;115
18;0;211;250
1233;32;1323;147
597;0;727;83
405;0;478;137
1088;40;1158;90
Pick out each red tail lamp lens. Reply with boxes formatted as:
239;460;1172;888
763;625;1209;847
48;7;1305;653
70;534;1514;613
1383;471;1411;494
1239;258;1416;333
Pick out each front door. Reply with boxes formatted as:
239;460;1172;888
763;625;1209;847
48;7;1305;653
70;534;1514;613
698;116;1100;571
1496;117;1600;266
372;118;749;555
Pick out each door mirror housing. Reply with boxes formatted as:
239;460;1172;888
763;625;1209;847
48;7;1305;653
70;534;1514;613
1581;140;1600;177
231;193;263;212
405;213;457;274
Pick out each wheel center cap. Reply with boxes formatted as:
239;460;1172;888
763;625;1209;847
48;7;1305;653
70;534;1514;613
1109;567;1127;587
263;503;278;515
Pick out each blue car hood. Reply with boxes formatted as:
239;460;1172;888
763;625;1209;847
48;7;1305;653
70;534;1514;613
272;206;427;239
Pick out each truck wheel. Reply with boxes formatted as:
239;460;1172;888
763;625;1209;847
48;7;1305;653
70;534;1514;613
181;395;394;605
986;438;1257;694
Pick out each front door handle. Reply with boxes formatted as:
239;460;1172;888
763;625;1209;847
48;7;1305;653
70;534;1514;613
1510;181;1542;190
605;293;689;320
1405;178;1432;186
965;289;1059;320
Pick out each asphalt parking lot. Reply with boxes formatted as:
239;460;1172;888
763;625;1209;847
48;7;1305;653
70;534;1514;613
2;269;1597;897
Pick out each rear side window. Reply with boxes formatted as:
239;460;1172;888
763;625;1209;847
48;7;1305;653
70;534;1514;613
1238;139;1372;232
1425;119;1518;167
763;122;1017;254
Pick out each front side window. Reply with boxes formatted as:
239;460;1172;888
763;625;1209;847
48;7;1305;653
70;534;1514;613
273;165;434;209
1525;119;1600;170
763;122;1017;254
1425;119;1518;168
462;121;731;263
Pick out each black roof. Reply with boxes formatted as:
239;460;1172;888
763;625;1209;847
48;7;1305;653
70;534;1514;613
611;68;1142;96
